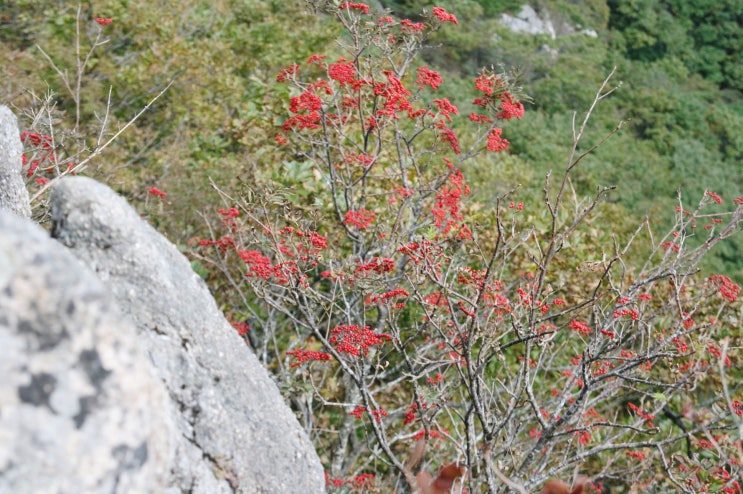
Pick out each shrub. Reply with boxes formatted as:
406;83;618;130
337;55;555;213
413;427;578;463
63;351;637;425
196;3;742;493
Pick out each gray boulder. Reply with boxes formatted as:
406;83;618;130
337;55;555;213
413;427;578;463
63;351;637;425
50;176;326;493
0;105;31;218
0;210;173;493
499;5;557;39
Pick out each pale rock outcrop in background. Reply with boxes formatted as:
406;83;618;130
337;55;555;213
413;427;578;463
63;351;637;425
498;4;598;39
499;4;557;39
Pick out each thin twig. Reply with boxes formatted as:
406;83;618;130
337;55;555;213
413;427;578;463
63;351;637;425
30;79;175;203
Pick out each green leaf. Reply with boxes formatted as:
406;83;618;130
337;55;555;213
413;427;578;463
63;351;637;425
652;392;668;403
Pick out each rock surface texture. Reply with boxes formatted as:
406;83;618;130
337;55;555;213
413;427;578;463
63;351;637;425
499;4;557;38
50;176;325;493
0;211;173;493
498;4;598;39
0;105;31;218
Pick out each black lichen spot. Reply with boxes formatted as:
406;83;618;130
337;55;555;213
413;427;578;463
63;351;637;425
18;373;57;410
78;349;110;393
17;318;70;351
73;395;97;429
111;441;150;491
112;442;149;470
72;350;111;429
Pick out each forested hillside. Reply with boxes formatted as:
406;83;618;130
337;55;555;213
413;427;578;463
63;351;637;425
2;0;740;279
384;0;743;279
